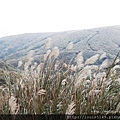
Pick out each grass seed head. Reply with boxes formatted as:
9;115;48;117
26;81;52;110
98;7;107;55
44;38;52;49
66;101;76;114
9;96;17;114
66;42;74;50
85;54;99;65
50;46;59;59
18;61;23;68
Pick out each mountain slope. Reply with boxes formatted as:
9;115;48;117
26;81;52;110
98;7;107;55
0;26;120;67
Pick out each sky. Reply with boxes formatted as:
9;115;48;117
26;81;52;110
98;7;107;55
0;0;120;38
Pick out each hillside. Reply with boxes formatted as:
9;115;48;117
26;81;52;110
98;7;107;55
0;26;120;115
0;26;120;67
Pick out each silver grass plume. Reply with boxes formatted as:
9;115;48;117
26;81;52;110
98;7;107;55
25;50;34;60
49;46;59;59
9;96;18;114
44;50;51;61
115;58;120;64
44;38;52;49
30;62;37;71
61;79;67;86
76;52;84;69
95;72;106;79
66;42;74;50
24;50;34;71
112;65;120;71
37;89;46;95
36;63;44;73
89;89;101;96
71;64;77;71
66;101;75;114
100;59;111;70
100;52;107;60
75;65;98;87
54;60;59;70
18;61;23;68
85;54;99;65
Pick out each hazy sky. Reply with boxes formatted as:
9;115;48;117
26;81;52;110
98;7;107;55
0;0;120;38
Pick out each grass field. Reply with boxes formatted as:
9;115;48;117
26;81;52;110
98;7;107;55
0;40;120;115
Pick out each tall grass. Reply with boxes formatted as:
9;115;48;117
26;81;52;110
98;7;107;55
0;39;120;115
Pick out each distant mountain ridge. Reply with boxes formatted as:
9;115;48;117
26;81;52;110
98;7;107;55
0;26;120;67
